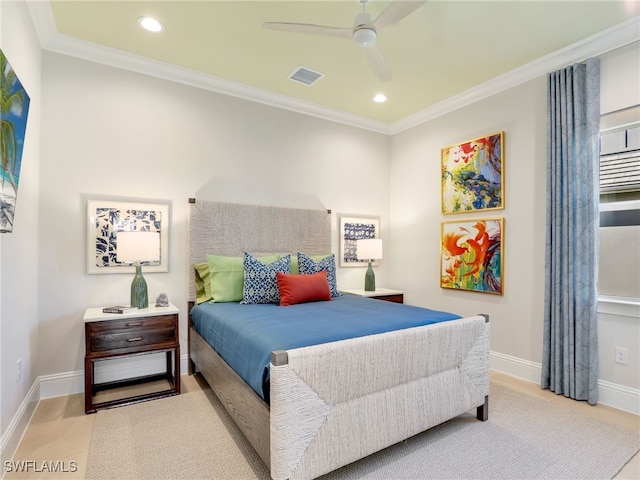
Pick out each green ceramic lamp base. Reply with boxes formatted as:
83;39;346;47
364;261;376;292
130;265;149;309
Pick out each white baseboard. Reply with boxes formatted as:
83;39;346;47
490;351;640;415
0;380;40;478
2;351;637;475
38;353;192;398
598;379;640;415
39;370;84;399
490;350;543;384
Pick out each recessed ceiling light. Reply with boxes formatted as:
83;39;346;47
373;94;387;103
137;16;164;33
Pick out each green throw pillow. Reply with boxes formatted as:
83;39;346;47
194;262;212;304
207;254;281;303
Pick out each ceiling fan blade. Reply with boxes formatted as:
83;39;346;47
373;0;428;31
364;45;392;82
263;22;352;40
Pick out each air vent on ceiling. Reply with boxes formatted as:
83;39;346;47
288;66;325;86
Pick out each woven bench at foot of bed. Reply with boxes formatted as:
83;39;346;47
270;315;490;480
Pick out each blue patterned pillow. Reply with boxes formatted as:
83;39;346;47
241;253;291;304
297;252;340;298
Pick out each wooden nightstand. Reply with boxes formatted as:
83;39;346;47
83;304;180;414
341;288;404;304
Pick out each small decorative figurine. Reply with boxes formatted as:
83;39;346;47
155;293;169;307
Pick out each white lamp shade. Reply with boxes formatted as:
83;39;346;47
116;231;160;263
356;238;383;260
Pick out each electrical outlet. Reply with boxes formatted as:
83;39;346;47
615;347;628;365
16;359;22;383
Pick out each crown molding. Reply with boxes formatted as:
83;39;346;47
390;17;640;135
27;2;638;136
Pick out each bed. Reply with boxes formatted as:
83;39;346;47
187;198;490;480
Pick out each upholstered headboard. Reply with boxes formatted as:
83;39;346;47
187;198;332;302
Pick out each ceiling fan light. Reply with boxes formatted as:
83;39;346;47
353;28;376;47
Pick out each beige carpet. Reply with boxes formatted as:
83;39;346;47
87;385;639;480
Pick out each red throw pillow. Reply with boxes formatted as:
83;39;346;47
276;271;331;306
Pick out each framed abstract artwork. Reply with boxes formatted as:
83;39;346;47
339;215;380;267
440;218;504;295
1;49;31;233
441;131;504;214
87;199;170;274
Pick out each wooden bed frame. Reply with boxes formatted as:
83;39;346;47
187;199;489;480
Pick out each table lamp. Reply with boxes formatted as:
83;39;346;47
356;238;383;292
116;231;160;308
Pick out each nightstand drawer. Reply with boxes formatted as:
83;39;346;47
87;315;177;354
373;294;404;304
341;289;404;304
89;325;176;353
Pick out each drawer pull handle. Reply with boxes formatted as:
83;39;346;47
127;322;142;327
127;337;143;342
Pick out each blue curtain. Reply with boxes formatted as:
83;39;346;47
542;58;600;405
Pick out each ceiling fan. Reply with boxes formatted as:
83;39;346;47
263;0;428;82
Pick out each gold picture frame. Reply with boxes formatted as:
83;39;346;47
441;132;505;214
440;217;504;295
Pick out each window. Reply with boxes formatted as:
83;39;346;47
598;108;640;302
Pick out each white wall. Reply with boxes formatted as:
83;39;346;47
0;0;42;462
596;42;640;412
600;41;640;115
38;52;391;378
389;41;640;408
389;77;547;362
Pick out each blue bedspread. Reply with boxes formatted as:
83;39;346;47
190;294;461;401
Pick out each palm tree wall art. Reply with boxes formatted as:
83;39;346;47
1;49;31;233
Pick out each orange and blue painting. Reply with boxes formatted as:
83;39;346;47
1;49;31;233
441;218;503;295
441;132;504;214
